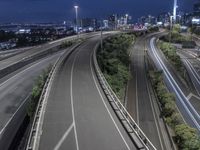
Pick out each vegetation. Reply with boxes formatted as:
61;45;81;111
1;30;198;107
59;41;73;49
175;124;200;150
190;26;200;36
149;70;200;150
148;26;159;33
157;41;184;74
27;65;52;117
97;33;135;100
161;24;195;48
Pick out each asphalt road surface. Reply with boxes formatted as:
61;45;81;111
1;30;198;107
0;51;64;150
127;35;166;150
38;36;137;150
149;37;200;132
178;50;200;115
0;32;98;70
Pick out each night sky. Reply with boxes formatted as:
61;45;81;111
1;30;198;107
0;0;198;23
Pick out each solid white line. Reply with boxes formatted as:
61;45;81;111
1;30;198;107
54;123;74;150
150;38;200;130
135;72;139;125
90;52;131;150
0;53;62;136
70;52;80;150
0;95;30;135
146;75;164;150
0;52;63;89
183;59;200;96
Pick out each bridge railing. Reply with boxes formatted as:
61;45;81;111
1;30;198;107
93;43;157;150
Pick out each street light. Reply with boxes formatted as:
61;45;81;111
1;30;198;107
125;14;129;25
173;0;177;23
169;16;174;43
74;5;79;35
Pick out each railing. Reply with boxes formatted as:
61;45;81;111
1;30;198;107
26;43;81;150
92;43;157;150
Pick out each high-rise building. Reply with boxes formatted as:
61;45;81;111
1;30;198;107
194;2;200;12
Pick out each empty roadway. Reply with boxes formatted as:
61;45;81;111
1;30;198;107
0;51;64;150
127;35;168;150
37;35;137;150
149;37;200;132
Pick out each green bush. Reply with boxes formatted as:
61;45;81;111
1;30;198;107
158;41;184;74
148;26;159;33
97;33;135;100
160;31;191;44
27;65;52;117
149;70;200;149
59;41;73;49
175;124;200;150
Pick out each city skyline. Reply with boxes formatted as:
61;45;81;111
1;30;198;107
0;0;198;23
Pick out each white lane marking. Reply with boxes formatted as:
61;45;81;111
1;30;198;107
0;95;30;135
145;75;164;150
54;123;74;150
187;93;200;101
0;52;63;89
70;52;80;150
150;38;200;130
0;53;63;136
90;52;131;150
135;72;139;125
183;59;200;96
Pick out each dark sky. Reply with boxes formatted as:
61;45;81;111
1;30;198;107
0;0;198;23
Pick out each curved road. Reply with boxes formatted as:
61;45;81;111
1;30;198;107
0;51;64;150
37;36;137;150
127;34;170;150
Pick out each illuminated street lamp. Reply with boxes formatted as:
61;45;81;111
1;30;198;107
125;14;129;25
173;0;178;23
169;16;174;43
74;5;79;33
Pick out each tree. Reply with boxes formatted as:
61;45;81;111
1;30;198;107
175;124;200;150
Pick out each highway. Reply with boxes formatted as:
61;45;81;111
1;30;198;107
0;46;34;61
149;37;200;132
0;32;98;72
177;49;200;113
127;35;169;150
0;50;67;150
34;35;138;150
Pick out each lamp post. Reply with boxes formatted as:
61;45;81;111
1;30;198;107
125;14;129;26
100;20;103;51
173;0;177;23
169;16;174;43
74;5;79;38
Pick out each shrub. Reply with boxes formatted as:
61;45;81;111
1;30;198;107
97;33;135;100
175;124;200;150
27;66;52;117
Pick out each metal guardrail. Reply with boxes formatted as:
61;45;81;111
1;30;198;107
26;43;81;150
93;43;157;150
